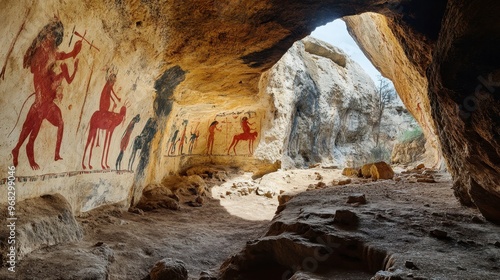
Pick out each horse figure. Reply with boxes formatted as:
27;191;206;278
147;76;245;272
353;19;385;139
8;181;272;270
82;106;126;170
227;131;258;155
227;116;258;155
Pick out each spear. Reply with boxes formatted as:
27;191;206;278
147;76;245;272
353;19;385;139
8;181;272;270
68;25;76;47
74;30;100;52
76;61;94;134
0;6;31;80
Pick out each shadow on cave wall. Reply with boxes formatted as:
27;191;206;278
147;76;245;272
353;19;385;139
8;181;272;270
287;70;321;166
134;66;186;178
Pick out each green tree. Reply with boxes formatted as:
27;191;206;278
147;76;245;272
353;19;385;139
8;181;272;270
374;76;396;146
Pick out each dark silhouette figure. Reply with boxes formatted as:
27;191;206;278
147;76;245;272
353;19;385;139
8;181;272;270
188;124;200;154
207;121;221;155
115;114;140;170
128;134;144;171
82;106;126;170
168;127;179;155
12;17;82;170
227;117;258;155
178;120;188;155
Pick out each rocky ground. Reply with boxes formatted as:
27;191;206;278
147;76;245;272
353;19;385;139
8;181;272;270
2;166;500;279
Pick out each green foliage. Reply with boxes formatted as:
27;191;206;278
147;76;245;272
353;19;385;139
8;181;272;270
398;126;424;143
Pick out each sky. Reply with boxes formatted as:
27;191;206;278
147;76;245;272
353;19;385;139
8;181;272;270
310;19;382;84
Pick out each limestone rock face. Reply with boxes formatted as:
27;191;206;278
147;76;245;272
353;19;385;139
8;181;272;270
344;13;443;169
391;133;426;164
255;37;412;168
427;1;500;223
0;194;82;263
346;5;500;223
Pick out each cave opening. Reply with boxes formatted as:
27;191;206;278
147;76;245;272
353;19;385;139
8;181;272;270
1;1;499;279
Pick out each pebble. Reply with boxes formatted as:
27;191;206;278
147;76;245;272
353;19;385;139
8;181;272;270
195;195;204;204
417;178;436;183
430;229;448;239
128;207;144;215
346;193;367;204
333;209;358;226
337;178;352;185
405;260;419;270
471;216;484;224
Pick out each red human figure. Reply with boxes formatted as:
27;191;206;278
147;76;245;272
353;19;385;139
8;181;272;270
227;117;258;155
12;17;83;170
99;73;120;112
207;121;222;155
82;106;126;170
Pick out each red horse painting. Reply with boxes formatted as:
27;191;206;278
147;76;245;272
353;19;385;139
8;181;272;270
82;106;126;170
227;117;258;155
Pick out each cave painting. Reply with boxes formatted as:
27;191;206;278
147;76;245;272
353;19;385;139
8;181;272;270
11;17;83;170
177;120;189;155
227;116;258;155
207;120;222;155
116;114;140;170
1;6;31;81
167;124;180;155
188;123;200;154
99;71;121;111
163;112;259;156
82;69;127;170
82;106;127;170
129;118;155;171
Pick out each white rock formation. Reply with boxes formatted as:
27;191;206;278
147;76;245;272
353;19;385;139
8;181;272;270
255;37;416;168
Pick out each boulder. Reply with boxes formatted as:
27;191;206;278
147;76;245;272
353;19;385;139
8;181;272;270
342;167;360;177
361;164;373;178
0;194;82;261
278;193;296;206
149;258;188;280
370;162;394;180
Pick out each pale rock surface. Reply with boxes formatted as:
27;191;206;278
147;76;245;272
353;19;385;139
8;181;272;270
149;258;188;280
255;37;414;169
344;13;443;169
0;194;82;261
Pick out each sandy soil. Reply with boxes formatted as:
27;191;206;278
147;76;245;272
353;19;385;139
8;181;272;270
4;166;500;279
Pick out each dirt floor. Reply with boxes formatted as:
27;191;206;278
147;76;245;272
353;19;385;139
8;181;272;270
4;166;500;279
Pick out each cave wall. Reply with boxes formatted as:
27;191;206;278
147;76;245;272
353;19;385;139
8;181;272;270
0;0;160;213
344;12;443;168
428;0;500;222
0;0;292;213
1;0;499;223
